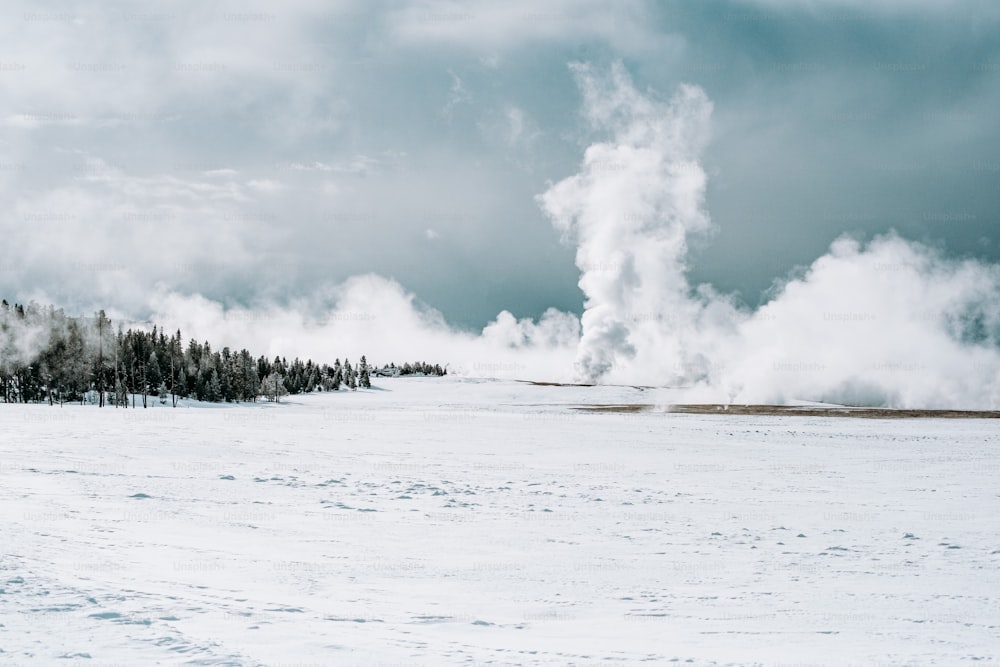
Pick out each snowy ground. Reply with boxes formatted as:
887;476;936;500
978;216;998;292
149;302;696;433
1;377;998;666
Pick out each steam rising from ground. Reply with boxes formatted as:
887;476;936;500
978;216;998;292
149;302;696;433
146;275;580;381
5;62;999;409
538;63;718;384
538;62;1000;409
154;52;1000;410
705;236;1000;408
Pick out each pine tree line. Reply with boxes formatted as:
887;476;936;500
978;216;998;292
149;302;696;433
375;361;448;377
0;300;446;407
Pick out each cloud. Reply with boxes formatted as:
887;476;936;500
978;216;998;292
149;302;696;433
385;0;671;54
442;69;472;120
2;162;277;313
735;0;1000;14
246;179;284;193
476;104;543;169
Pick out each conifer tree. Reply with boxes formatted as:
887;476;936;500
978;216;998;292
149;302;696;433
359;355;371;389
206;369;222;402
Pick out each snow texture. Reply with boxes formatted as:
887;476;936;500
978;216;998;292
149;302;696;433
1;377;998;665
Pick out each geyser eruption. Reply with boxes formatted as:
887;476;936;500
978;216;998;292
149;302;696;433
540;62;1000;409
538;62;718;384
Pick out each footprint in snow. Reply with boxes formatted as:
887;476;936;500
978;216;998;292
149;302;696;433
89;611;122;620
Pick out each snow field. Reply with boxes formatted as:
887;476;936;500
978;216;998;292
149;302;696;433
0;377;998;665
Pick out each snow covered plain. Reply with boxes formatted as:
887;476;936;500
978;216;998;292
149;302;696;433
1;377;998;666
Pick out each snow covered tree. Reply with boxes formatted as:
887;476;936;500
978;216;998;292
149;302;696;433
259;371;288;403
343;359;357;390
206;369;222;402
0;297;448;407
147;351;162;397
359;355;371;389
242;352;259;402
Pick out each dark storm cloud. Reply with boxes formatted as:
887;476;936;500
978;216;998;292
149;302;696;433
649;0;1000;302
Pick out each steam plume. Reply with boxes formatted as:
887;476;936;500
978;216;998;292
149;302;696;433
540;62;1000;409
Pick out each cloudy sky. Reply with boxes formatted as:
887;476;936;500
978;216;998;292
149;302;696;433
1;0;998;334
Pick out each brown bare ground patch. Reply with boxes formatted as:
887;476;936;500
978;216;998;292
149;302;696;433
572;404;654;413
523;380;596;387
571;404;1000;419
521;380;658;390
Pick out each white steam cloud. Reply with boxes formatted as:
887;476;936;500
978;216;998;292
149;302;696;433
147;275;579;381
539;62;1000;409
539;62;717;383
